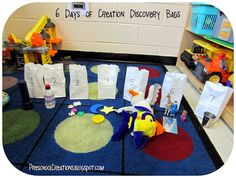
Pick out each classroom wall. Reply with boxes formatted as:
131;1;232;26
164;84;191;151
3;2;190;57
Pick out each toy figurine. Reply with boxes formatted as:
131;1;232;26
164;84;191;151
169;101;178;117
112;84;165;149
164;93;172;116
181;110;188;122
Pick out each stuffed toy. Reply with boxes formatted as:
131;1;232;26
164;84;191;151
112;84;165;149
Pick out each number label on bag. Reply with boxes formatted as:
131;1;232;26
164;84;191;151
74;80;80;86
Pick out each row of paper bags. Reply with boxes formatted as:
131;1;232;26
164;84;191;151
24;63;149;101
25;63;233;121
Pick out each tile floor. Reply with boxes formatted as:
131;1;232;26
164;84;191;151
165;65;234;163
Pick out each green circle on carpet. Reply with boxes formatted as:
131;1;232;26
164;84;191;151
88;82;118;100
3;109;40;145
54;114;113;153
90;65;120;74
90;65;98;74
88;82;99;100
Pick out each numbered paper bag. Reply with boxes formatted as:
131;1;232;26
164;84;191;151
195;81;233;119
24;63;45;98
123;67;149;101
98;64;119;99
69;64;88;99
43;63;66;98
160;72;187;110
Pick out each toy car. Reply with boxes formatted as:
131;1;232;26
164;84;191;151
192;40;233;84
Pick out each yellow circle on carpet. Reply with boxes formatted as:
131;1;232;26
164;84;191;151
92;114;105;124
54;114;113;153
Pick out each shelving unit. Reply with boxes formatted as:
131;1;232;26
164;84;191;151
176;7;234;130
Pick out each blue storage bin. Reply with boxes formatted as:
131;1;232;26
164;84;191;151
212;11;234;43
190;4;218;35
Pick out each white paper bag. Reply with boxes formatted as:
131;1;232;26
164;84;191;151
98;64;119;99
123;67;149;101
43;63;66;98
24;63;45;98
160;72;187;110
195;81;233;119
69;64;88;99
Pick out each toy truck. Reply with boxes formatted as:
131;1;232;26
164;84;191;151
192;40;234;83
180;45;206;70
7;15;62;65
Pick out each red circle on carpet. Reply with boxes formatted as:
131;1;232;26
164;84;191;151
143;127;193;161
3;76;18;90
138;66;160;78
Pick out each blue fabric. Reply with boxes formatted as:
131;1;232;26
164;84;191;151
3;61;218;175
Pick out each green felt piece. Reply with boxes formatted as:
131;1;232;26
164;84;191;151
54;114;113;153
3;109;40;145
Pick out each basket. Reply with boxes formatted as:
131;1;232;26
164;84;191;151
190;4;218;35
212;11;234;43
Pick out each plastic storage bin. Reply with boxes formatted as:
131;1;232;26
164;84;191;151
212;11;234;43
191;4;218;35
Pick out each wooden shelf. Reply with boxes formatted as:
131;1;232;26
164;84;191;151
176;58;234;130
204;36;234;50
185;27;234;50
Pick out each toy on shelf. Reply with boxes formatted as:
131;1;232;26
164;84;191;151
7;15;62;65
226;73;234;88
193;40;233;83
112;84;165;149
181;39;234;84
212;11;234;43
2;41;13;65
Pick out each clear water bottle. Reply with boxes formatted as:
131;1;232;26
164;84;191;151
44;83;56;109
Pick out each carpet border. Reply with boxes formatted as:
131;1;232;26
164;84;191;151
54;50;177;66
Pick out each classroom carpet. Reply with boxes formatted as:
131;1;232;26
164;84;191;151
2;59;223;175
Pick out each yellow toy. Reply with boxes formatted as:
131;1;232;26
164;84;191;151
92;114;105;124
112;84;165;149
8;15;62;65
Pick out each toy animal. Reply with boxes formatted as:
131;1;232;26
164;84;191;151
112;84;165;149
164;93;172;116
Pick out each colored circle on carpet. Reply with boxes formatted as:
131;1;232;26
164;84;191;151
143;127;193;161
2;76;18;90
90;65;98;74
138;66;160;78
54;114;113;153
90;65;120;74
88;82;118;100
92;114;105;124
3;109;40;145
